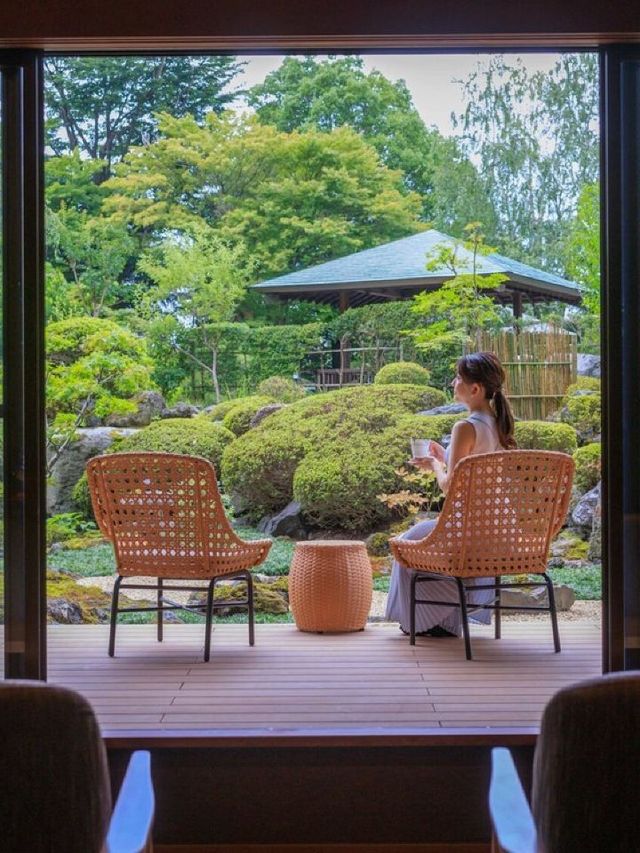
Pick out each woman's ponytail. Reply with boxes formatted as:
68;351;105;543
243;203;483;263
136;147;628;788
492;388;517;449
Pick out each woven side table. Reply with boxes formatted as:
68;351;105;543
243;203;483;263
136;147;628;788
289;540;373;632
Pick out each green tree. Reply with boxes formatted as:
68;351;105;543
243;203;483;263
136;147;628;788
45;151;108;214
139;225;251;402
453;54;599;274
46;318;155;475
45;56;244;173
47;207;136;317
566;182;599;314
249;55;492;227
105;112;424;279
409;224;506;357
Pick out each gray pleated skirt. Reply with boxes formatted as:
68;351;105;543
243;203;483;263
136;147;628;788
385;518;494;636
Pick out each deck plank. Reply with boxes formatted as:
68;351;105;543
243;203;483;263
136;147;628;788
2;621;602;732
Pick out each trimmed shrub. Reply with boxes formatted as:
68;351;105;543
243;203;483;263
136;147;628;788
221;383;446;526
573;442;601;494
558;378;601;439
563;394;601;437
514;421;578;454
375;361;431;386
222;395;275;436
204;399;241;422
257;376;306;403
566;377;600;395
118;418;235;471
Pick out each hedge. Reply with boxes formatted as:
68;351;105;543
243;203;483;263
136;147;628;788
257;376;306;403
117;418;235;471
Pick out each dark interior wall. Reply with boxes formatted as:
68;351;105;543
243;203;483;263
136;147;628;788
0;0;639;48
108;743;535;846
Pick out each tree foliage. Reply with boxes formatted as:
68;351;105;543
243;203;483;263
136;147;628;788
409;224;506;355
105;112;424;278
45;56;244;172
454;54;599;274
248;55;493;228
46;318;154;474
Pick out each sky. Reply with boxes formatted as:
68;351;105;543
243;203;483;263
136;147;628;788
234;53;563;137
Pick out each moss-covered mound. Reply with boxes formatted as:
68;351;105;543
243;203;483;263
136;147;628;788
221;384;447;530
204;399;241;422
514;421;578;454
257;376;306;403
573;442;601;494
222;395;275;436
117;418;235;471
374;361;431;386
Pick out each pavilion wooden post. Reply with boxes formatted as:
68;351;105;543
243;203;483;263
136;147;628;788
512;292;523;332
339;291;350;313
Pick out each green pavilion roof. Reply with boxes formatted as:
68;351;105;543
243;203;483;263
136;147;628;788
252;230;583;310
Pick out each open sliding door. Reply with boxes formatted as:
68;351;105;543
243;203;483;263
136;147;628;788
601;46;640;671
1;50;46;679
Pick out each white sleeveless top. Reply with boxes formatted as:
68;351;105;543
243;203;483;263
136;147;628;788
445;411;501;464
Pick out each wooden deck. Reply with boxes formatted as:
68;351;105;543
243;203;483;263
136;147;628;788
38;620;602;734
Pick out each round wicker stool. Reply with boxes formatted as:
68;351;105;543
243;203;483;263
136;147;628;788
289;540;373;632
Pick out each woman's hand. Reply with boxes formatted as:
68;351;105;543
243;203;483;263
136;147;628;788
409;456;442;472
428;441;446;464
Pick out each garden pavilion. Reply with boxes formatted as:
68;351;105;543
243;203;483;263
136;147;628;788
252;228;583;316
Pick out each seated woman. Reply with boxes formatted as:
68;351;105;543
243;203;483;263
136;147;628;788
385;351;516;637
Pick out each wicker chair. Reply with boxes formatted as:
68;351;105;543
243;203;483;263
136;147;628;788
87;452;272;661
390;450;574;659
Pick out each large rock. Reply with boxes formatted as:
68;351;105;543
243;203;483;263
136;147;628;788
418;402;467;416
577;353;601;378
47;426;138;514
250;403;286;429
258;500;308;539
588;505;602;561
47;598;84;624
160;402;199;419
105;390;165;427
499;583;576;611
187;578;289;616
571;482;601;531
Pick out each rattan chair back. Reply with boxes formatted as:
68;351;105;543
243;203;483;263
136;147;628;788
87;451;269;579
392;450;574;579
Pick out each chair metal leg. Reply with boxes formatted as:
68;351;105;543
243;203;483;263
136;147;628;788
543;572;561;653
410;572;418;646
109;575;122;658
203;579;216;663
246;571;255;646
157;577;163;642
495;575;501;640
456;578;472;660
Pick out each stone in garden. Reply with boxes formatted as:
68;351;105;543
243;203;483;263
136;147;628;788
47;598;84;624
160;402;200;419
258;500;308;539
571;482;601;531
47;426;138;514
588;506;602;561
499;583;576;611
418;402;467;416
105;390;166;427
250;403;286;429
577;353;601;378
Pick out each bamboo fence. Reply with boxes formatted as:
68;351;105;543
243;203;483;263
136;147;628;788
471;327;577;420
